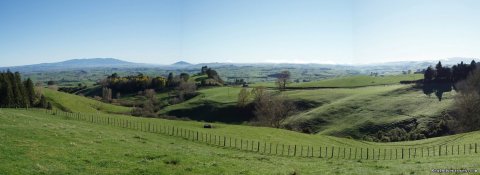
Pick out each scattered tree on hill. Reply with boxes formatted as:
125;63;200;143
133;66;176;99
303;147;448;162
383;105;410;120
175;81;197;102
132;89;158;117
276;70;291;91
237;88;250;107
180;73;190;82
453;67;480;132
206;68;224;84
102;87;112;102
201;66;209;74
251;86;295;128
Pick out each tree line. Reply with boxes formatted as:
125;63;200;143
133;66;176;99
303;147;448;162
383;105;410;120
102;73;167;95
424;60;477;84
422;60;477;101
0;71;49;108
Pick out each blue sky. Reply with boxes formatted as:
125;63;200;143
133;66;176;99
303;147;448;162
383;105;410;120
0;0;479;66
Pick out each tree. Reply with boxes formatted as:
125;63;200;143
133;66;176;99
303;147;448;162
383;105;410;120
201;66;208;74
251;86;295;128
276;70;291;90
175;81;197;101
38;95;47;108
180;73;190;82
102;87;112;102
47;81;56;85
13;72;28;107
237;88;250;107
453;67;480;132
167;72;175;87
424;66;434;82
24;78;35;106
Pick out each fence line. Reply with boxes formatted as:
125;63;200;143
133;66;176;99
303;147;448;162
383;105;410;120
11;108;480;160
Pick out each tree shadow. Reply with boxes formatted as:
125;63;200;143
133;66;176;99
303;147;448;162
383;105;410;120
167;101;255;124
422;82;452;101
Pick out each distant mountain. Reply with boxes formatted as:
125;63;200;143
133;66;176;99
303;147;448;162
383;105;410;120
172;61;192;66
0;58;148;72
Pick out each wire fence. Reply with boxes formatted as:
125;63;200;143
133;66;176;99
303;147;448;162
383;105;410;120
10;107;480;160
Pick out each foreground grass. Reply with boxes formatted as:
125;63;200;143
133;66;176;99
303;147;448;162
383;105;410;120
1;109;480;174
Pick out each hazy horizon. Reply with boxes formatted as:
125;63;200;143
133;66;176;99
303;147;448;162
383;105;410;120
2;0;480;67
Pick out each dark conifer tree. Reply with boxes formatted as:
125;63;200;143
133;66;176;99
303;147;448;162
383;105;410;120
24;78;35;106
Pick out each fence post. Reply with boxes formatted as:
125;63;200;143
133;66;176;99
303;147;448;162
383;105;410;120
331;146;334;158
475;143;477;153
300;146;303;157
439;145;441;156
355;148;357;159
360;148;362;159
401;148;404;159
397;148;401;159
367;148;369;160
269;143;272;154
389;149;392;160
294;145;297;156
326;147;329;159
263;142;266;153
383;149;386;160
257;142;259;152
414;148;417;158
349;148;352;159
319;146;322;158
372;148;374;160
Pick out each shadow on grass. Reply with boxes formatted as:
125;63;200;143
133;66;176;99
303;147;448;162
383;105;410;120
167;101;255;124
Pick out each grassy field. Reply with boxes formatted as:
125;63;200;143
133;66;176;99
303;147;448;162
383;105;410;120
1;108;480;174
284;84;454;137
158;74;452;139
43;88;131;114
251;74;423;88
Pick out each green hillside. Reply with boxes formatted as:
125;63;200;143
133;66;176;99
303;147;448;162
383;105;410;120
252;74;423;88
159;74;452;139
1;108;480;174
43;88;131;114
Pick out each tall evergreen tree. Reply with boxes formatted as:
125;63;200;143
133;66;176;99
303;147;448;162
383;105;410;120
14;72;28;107
470;60;477;71
424;66;434;82
24;78;35;106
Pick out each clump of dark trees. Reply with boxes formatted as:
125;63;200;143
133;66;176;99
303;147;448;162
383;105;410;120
58;83;88;94
199;66;224;86
0;71;50;109
422;60;477;101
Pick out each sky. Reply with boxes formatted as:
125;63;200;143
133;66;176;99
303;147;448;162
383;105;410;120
0;0;479;66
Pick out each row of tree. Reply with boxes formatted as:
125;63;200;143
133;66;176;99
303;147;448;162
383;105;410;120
102;73;167;94
0;71;49;108
424;60;477;83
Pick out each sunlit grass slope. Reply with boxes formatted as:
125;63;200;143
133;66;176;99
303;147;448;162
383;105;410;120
43;88;131;114
285;84;455;136
252;74;423;88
